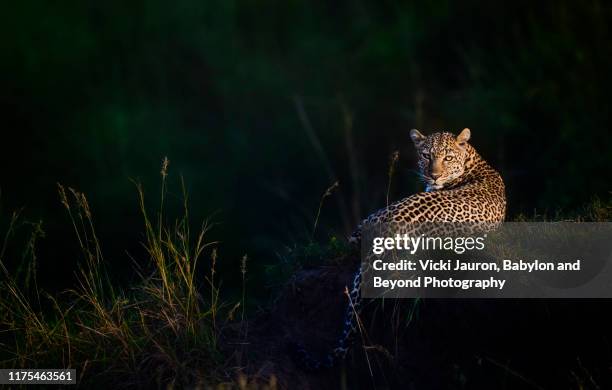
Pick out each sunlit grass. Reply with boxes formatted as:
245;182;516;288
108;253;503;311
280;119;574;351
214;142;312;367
0;158;241;388
0;152;608;389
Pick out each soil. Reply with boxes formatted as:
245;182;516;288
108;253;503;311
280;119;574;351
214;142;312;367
222;258;612;390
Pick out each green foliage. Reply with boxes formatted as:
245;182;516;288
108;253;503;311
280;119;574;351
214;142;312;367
298;235;353;267
2;1;611;266
513;195;612;222
0;165;232;388
263;235;353;286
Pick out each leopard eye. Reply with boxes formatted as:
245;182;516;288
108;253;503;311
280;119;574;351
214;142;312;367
444;155;454;161
421;151;430;159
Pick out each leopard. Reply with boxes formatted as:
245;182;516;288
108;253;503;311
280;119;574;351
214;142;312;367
291;128;506;370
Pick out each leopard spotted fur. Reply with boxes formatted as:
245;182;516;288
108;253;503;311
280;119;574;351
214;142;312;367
293;128;506;370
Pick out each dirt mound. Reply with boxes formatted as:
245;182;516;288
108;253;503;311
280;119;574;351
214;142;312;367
221;258;472;389
221;260;356;389
222;260;612;389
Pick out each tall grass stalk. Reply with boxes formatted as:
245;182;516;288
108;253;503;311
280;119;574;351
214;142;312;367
386;151;400;207
0;160;227;387
240;254;247;323
312;181;340;240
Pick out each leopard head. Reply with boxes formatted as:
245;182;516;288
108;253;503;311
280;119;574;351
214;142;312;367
409;128;471;191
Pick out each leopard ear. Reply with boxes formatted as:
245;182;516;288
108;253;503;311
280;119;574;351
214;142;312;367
410;129;426;148
456;128;471;147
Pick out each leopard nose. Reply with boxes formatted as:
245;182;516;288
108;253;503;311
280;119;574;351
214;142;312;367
431;172;442;179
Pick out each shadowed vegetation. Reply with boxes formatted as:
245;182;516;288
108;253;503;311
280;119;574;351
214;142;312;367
1;0;612;388
0;162;239;388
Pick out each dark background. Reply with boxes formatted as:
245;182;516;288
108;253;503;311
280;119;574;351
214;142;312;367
1;1;611;293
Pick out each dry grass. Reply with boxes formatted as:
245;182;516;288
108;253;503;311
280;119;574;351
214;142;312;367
312;181;340;240
386;151;400;207
0;152;608;389
0;158;240;388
